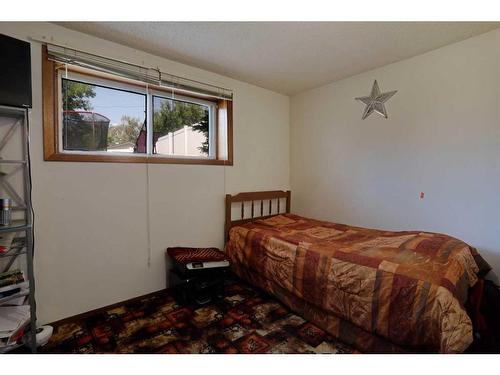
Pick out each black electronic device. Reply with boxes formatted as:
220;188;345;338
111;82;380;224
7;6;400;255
169;268;226;306
0;34;32;108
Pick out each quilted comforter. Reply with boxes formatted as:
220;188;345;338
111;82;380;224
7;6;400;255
225;214;484;353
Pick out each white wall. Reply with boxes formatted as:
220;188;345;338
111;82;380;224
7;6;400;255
291;28;500;281
0;22;290;324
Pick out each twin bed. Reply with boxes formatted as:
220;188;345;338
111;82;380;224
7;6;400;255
224;190;489;353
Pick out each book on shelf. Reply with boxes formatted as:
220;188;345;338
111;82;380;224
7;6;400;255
0;269;24;288
0;286;24;299
0;305;30;348
0;270;28;305
0;272;30;348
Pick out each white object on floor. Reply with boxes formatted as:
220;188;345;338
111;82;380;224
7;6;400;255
23;325;53;347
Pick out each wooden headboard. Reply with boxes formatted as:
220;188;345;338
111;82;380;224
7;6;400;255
225;190;291;241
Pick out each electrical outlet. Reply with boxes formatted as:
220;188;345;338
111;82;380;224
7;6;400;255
420;192;425;199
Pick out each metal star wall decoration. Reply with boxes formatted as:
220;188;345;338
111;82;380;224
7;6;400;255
355;80;397;120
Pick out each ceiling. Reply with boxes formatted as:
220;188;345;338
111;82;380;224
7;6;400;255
56;22;500;95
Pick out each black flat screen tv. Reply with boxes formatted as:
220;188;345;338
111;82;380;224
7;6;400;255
0;34;32;108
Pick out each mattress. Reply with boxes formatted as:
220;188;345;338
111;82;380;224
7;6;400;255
225;213;486;353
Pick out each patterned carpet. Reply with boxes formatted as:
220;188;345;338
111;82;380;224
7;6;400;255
42;277;358;354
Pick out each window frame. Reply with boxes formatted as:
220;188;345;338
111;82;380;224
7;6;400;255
42;46;233;165
151;91;217;159
59;72;149;155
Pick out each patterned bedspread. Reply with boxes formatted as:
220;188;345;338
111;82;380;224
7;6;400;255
225;214;483;353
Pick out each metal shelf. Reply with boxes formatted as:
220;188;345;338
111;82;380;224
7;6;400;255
11;206;28;211
0;105;26;119
0;160;27;164
0;106;36;353
0;221;31;234
0;250;27;259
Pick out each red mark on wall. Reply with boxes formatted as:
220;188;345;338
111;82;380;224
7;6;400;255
420;192;425;199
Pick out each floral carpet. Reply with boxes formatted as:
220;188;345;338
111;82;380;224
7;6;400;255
42;277;358;354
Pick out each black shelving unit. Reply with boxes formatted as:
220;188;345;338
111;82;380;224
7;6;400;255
0;104;36;353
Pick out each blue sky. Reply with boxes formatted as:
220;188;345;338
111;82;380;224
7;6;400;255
88;86;146;125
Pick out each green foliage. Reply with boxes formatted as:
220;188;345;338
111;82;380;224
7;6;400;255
63;112;109;151
107;116;143;146
62;80;210;154
62;80;96;111
153;99;209;154
191;116;209;154
62;80;103;151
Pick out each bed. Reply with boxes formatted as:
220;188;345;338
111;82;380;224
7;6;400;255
224;190;489;353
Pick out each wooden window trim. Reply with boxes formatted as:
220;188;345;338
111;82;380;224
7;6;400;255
42;46;233;166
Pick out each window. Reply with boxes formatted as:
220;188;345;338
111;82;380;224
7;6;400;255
152;95;215;158
61;77;147;154
42;46;233;165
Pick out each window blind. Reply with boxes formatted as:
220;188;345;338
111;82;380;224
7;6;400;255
45;43;233;101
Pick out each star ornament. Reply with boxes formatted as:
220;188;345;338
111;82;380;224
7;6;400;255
355;80;397;120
